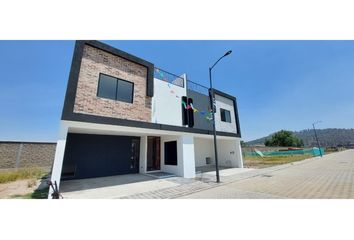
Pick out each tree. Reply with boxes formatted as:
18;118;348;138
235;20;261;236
264;130;304;147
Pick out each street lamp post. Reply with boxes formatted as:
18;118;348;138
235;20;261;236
312;121;323;157
209;50;232;183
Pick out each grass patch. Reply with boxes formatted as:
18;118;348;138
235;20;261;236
0;168;47;184
11;187;49;199
244;154;313;168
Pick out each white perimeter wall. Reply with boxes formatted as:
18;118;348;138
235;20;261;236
194;138;215;167
194;137;243;168
215;94;237;133
151;75;187;126
217;138;243;168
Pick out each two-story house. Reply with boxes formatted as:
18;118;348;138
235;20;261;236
50;40;243;194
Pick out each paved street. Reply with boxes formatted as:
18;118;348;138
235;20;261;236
180;150;354;199
59;150;354;199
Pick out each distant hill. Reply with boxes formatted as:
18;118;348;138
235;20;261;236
246;128;354;147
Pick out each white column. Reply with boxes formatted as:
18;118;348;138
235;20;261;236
139;136;147;174
48;122;68;199
181;135;196;178
236;139;244;168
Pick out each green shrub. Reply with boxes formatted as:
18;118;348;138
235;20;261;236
0;168;46;184
11;187;49;199
265;130;304;147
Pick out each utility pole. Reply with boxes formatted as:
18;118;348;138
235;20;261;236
312;121;323;157
209;50;232;183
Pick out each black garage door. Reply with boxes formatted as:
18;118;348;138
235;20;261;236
61;133;140;180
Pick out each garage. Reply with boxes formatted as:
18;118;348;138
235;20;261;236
61;133;140;180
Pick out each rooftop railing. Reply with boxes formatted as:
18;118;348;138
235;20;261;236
187;79;210;96
154;67;184;87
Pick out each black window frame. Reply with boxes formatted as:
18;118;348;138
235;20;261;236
220;108;232;123
97;73;134;104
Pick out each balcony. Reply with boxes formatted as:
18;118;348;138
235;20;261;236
187;79;209;96
154;67;184;87
154;67;210;96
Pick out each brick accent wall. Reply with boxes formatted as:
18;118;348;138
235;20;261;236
73;44;152;122
0;142;55;170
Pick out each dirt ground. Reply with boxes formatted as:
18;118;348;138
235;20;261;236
243;154;313;169
0;179;41;199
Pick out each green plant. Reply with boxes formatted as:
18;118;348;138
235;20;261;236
0;168;47;184
11;187;49;199
240;140;247;147
264;130;304;147
244;154;313;168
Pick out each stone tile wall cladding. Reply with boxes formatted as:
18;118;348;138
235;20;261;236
0;142;56;170
73;44;152;122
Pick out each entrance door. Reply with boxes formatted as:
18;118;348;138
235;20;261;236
147;136;161;171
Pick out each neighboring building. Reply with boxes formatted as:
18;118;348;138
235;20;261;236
50;40;243;193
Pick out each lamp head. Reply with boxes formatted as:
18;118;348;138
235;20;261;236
224;50;232;57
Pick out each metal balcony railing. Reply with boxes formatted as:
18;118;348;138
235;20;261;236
187;79;210;96
154;67;184;87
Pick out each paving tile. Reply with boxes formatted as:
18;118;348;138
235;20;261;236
180;150;354;199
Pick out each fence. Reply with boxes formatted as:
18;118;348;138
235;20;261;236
244;147;325;157
154;67;184;87
187;80;210;96
0;141;56;171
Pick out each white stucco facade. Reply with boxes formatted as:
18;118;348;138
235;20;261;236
159;135;196;178
193;137;243;168
194;137;215;167
215;94;237;133
218;138;243;168
151;74;187;126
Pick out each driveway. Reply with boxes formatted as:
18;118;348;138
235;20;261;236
180;150;354;199
59;174;181;199
59;168;254;199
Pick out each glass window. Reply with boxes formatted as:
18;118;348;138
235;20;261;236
97;73;134;103
117;79;134;103
221;108;231;123
164;141;177;165
97;74;117;100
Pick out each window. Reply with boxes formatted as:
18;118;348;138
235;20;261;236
97;73;134;103
164;141;177;165
220;108;231;123
117;79;134;103
97;74;117;100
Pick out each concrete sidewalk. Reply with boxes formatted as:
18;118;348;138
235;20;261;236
180;150;354;199
59;150;354;199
